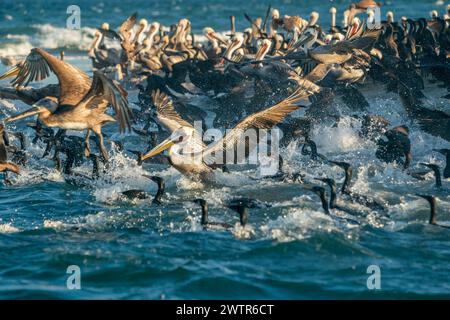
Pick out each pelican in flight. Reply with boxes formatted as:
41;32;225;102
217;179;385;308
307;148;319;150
1;48;133;160
140;85;313;181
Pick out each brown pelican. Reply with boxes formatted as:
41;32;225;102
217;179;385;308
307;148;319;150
221;34;244;64
139;86;312;181
203;27;227;60
2;48;133;161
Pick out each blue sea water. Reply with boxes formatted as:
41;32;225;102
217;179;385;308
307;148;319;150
0;0;450;299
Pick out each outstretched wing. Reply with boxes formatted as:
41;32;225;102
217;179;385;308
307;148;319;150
98;28;123;41
119;12;138;37
151;89;194;133
9;48;91;107
78;71;133;133
202;83;313;164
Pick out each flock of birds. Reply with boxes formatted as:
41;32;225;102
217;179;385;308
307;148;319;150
0;0;449;233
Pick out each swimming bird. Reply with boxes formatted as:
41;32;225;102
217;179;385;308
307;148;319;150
329;161;386;211
309;186;331;215
415;195;450;229
139;85;312;181
225;198;268;227
122;175;165;205
309;185;361;224
432;149;449;179
192;199;233;230
315;177;367;217
2;48;133;161
419;163;442;187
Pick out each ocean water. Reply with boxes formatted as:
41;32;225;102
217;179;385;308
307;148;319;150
0;0;450;299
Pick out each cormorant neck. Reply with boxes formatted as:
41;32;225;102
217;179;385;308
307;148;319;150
238;207;248;226
200;202;209;226
429;200;437;225
319;193;330;215
152;180;165;205
328;182;337;209
433;167;442;188
342;167;353;194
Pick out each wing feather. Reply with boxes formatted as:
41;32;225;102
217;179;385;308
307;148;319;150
10;48;91;107
78;71;133;133
151;89;194;133
202;83;313;164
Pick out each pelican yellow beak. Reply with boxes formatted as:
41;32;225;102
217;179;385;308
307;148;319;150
4;107;40;123
0;65;20;81
140;138;175;161
255;43;269;61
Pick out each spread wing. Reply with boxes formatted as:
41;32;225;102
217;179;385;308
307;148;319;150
151;89;194;133
202;83;313;164
77;71;133;133
119;12;138;37
9;48;91;107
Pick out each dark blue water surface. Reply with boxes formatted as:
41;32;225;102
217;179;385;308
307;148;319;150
0;0;450;299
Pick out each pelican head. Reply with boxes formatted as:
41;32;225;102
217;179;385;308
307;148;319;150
141;126;195;161
222;34;244;61
139;19;148;29
175;18;191;43
386;11;394;23
4;97;58;124
343;10;350;27
203;27;218;43
101;22;109;30
255;38;272;61
272;9;280;20
309;11;319;26
150;22;160;31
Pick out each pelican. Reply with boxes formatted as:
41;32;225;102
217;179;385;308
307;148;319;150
139;86;312;181
1;48;133;161
221;34;244;63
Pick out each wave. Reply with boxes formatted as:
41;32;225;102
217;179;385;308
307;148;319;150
0;24;97;57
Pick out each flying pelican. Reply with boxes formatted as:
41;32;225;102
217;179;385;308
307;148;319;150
139;86;312;181
1;48;133;161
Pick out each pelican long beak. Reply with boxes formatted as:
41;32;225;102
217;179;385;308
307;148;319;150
255;43;269;61
140;138;175;161
210;33;228;46
0;65;20;81
4;107;40;123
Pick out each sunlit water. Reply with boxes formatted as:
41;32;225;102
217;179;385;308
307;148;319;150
0;0;449;299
